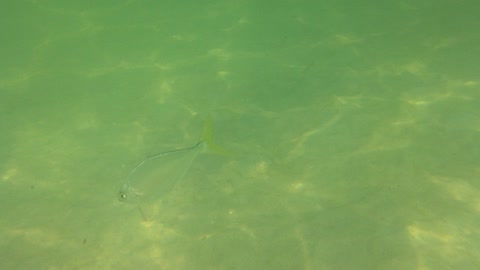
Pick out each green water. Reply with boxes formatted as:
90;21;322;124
1;1;480;269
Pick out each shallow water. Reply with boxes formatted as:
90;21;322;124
1;1;480;269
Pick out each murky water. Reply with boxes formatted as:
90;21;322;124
1;1;479;269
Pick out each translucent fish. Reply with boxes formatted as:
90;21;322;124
118;114;229;220
118;141;205;204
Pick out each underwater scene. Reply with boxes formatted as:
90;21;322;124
1;1;479;269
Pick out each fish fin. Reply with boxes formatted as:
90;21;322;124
201;113;234;157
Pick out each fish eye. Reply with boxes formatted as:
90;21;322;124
118;192;127;201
